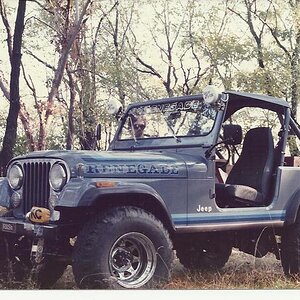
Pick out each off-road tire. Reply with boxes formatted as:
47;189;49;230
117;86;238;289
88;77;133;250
176;237;232;270
72;206;173;289
281;210;300;276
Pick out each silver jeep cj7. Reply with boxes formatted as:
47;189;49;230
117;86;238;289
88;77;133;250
0;86;300;288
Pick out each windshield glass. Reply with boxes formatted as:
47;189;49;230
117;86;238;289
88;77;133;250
119;98;218;141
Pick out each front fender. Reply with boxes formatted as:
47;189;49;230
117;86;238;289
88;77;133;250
56;178;173;226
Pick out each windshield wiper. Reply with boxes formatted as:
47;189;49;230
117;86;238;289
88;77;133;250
128;116;138;144
162;112;181;143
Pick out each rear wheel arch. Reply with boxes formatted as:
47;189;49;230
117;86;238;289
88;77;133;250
281;209;300;275
284;189;300;225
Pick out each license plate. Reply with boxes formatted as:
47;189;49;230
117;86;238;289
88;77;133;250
2;223;16;233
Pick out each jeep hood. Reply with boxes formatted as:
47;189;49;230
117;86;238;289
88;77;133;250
11;150;188;178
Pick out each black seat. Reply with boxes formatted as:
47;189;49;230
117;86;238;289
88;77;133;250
217;127;274;207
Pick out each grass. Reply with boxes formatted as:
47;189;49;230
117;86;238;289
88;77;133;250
165;252;299;289
55;249;300;290
1;249;300;289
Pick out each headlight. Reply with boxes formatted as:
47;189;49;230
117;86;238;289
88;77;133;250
49;163;67;191
7;164;23;190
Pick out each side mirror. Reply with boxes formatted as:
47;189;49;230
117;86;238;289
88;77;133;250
223;124;242;145
95;124;101;141
107;98;123;119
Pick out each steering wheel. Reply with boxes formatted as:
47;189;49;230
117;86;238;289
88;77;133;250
215;143;231;171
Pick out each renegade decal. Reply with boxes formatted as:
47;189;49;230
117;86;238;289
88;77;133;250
85;163;179;176
131;99;202;115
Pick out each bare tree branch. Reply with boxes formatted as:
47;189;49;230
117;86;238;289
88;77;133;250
24;48;56;71
0;72;38;151
92;1;118;50
0;74;10;100
227;0;267;70
135;56;163;79
251;3;292;60
26;0;54;15
21;63;43;123
120;3;134;51
0;0;13;62
25;15;58;34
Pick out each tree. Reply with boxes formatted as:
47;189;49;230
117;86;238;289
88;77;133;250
1;0;300;157
0;0;26;173
128;0;207;97
225;0;300;154
186;1;252;90
39;0;93;149
227;0;300;116
26;0;119;150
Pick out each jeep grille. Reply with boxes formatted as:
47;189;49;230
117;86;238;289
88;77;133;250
23;161;51;213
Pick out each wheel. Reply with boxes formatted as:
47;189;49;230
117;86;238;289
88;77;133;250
281;210;300;275
176;236;232;270
215;144;231;171
72;206;173;289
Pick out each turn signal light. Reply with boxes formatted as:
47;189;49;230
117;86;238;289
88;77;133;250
95;181;116;188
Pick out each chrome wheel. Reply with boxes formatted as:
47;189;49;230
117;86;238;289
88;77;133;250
109;232;157;288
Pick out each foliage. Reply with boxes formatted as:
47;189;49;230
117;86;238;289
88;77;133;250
0;0;300;153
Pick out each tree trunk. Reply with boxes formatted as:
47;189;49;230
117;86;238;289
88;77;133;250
66;66;76;150
0;0;26;173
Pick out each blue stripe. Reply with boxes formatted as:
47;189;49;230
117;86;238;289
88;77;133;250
171;210;286;225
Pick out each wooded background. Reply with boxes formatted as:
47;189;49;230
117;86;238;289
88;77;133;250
0;0;299;172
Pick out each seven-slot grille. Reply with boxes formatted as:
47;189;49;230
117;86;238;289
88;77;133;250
22;161;52;214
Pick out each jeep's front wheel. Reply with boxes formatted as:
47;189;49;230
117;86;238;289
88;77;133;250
72;206;173;289
281;210;300;275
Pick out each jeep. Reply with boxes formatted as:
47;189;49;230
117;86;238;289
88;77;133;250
0;86;299;288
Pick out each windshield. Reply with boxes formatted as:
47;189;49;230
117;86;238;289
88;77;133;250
118;98;218;141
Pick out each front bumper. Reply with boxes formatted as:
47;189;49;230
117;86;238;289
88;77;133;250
0;216;76;240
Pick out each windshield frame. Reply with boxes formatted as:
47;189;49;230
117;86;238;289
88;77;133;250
109;94;225;151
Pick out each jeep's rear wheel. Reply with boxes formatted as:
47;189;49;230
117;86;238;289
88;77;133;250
176;238;232;270
281;210;300;276
72;206;173;289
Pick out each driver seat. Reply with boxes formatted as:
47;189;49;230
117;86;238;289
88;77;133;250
222;127;274;207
